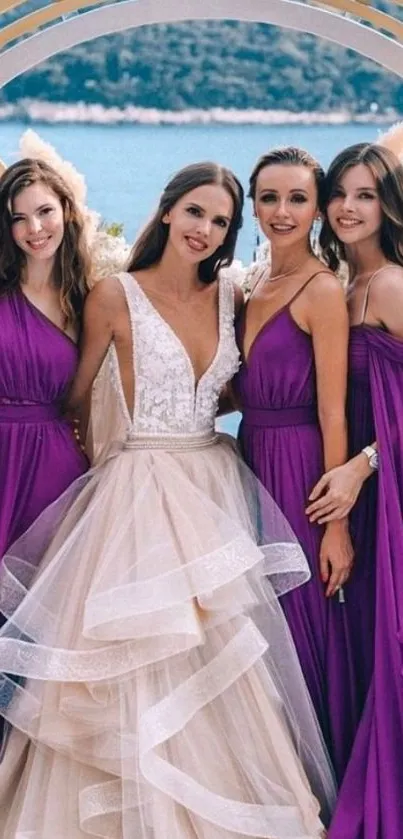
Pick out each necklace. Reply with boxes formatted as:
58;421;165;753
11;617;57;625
264;263;305;284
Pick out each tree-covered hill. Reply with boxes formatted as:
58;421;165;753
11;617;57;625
1;19;402;114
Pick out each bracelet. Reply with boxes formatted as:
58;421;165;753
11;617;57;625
73;418;86;453
361;445;379;471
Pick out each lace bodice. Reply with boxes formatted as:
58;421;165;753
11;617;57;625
107;272;240;436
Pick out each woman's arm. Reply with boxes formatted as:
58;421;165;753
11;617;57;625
216;281;245;416
307;267;403;523
308;274;349;472
306;273;353;596
67;277;124;413
370;266;403;339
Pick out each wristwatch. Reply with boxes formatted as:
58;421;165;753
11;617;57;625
361;445;379;471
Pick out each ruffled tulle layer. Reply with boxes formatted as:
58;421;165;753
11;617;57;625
0;433;335;837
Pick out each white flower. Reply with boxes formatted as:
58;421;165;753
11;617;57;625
90;230;131;285
220;258;248;289
19;129;88;205
378;122;403;163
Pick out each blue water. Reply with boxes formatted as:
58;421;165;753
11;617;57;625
1;120;387;262
216;411;241;438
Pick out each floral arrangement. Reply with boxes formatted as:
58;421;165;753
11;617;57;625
377;121;403;162
88;227;131;282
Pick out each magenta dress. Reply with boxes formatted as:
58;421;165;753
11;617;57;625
233;277;358;781
0;289;88;557
342;327;377;707
329;323;403;839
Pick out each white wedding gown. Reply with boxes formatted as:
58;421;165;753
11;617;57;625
0;273;335;838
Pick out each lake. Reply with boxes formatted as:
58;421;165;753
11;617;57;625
0;120;388;263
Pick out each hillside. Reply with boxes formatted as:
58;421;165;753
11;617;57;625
1;19;402;114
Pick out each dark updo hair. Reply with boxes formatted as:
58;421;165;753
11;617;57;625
127;161;244;284
0;158;91;328
320;142;403;272
249;146;325;207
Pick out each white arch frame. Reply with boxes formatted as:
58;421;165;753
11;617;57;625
1;0;402;88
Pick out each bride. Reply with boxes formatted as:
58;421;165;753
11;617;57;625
0;160;335;838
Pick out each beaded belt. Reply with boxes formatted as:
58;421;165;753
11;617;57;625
123;430;219;451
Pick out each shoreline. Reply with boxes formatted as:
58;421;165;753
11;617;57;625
0;101;398;126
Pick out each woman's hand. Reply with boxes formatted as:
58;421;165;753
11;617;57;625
306;454;373;524
319;521;354;598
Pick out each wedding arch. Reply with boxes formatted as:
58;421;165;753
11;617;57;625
0;0;402;88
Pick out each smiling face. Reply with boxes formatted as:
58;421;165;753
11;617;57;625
254;163;319;250
326;163;382;248
10;181;65;263
162;183;234;265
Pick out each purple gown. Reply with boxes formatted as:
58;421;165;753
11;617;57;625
329;323;403;839
0;289;88;558
233;276;358;781
342;327;377;707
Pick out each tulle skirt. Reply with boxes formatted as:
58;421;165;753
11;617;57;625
0;431;335;838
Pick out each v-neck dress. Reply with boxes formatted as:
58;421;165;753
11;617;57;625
0;273;336;839
0;288;88;559
234;278;359;782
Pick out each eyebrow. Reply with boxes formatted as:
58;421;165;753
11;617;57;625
186;201;232;221
258;188;309;194
12;203;53;216
336;185;377;191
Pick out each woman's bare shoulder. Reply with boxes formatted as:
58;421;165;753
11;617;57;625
85;275;127;315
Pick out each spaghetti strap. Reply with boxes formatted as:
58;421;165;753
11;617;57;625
242;268;333;362
286;269;333;309
360;265;398;324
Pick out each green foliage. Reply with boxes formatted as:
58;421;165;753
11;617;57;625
1;20;402;113
102;221;125;237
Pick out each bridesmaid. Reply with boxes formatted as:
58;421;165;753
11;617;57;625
233;146;356;781
0;158;90;560
306;141;403;839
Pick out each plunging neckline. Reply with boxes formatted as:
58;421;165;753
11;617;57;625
241;269;326;366
131;275;223;392
19;288;77;348
240;304;310;367
241;303;290;366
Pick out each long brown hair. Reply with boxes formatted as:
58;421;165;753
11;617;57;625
127;162;244;284
0;158;91;327
320;143;403;272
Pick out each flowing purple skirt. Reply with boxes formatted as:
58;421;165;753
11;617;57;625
234;306;359;781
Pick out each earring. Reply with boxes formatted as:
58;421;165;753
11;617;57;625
253;217;261;262
311;216;322;255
